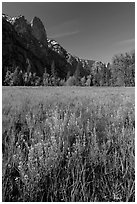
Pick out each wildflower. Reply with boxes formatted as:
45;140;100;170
18;161;23;170
13;154;16;160
15;177;19;183
24;174;28;181
7;164;11;168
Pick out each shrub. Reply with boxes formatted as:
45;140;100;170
59;79;65;86
85;75;91;86
81;76;86;86
65;76;77;86
4;67;24;86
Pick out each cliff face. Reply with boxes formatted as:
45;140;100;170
2;14;49;77
2;14;97;80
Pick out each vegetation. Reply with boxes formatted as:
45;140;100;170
2;87;135;202
3;50;135;87
111;50;135;86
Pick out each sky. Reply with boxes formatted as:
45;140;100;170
2;2;135;63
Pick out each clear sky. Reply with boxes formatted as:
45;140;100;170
2;2;135;63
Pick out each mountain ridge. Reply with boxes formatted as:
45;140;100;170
2;13;104;81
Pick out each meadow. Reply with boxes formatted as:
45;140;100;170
2;86;135;202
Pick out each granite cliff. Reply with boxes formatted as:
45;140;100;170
2;14;101;81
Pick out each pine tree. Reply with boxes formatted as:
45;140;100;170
74;60;82;86
4;70;13;86
51;61;57;86
43;67;50;86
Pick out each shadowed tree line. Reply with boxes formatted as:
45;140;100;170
3;50;135;87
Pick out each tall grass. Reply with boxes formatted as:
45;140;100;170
2;90;135;201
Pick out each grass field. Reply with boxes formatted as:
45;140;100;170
2;86;135;202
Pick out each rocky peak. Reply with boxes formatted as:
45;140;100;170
2;13;99;81
31;16;47;48
11;15;30;34
2;14;49;77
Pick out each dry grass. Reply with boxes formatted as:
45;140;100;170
2;86;135;202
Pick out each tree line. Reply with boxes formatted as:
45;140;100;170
3;50;135;87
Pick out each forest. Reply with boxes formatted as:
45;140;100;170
3;50;135;87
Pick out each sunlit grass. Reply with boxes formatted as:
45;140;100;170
2;87;135;201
